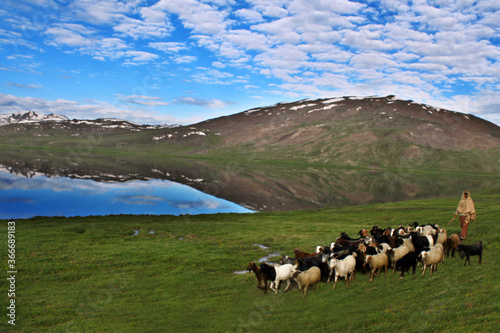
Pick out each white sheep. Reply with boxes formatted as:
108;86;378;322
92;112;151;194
401;238;415;252
436;232;447;246
417;225;437;236
329;253;357;289
364;252;389;282
387;244;410;273
292;266;321;297
269;264;295;295
419;246;443;275
378;243;391;254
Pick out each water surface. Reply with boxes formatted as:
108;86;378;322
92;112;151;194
0;169;253;219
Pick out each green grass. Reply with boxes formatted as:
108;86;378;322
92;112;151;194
2;191;500;332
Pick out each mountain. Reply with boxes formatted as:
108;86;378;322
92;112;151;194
170;95;500;171
0;111;68;126
1;96;499;173
0;111;176;131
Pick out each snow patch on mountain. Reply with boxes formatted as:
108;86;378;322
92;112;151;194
0;111;68;126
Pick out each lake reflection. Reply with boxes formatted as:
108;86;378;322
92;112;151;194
0;169;253;219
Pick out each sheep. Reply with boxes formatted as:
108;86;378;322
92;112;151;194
247;262;268;292
417;225;438;236
378;243;392;254
444;234;460;258
329;253;357;289
419;246;443;275
292;266;321;297
400;237;415;253
457;241;483;266
435;231;447;246
387;244;410;273
364;252;389;282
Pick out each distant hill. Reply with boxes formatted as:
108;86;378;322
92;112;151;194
0;111;176;131
1;96;499;173
0;111;68;125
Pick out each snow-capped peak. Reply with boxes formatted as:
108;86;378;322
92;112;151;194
0;111;69;126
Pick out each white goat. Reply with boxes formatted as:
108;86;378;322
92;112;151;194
329;253;357;289
269;264;295;295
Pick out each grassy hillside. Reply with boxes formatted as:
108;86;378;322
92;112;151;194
2;189;499;332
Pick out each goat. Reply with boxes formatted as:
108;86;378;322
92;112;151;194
294;248;315;258
247;262;268;292
329;253;357;289
358;229;369;237
394;251;418;279
280;255;295;265
263;263;294;295
444;234;460;258
457;241;483;266
292;266;321;297
364;252;389;282
410;232;432;253
295;255;331;282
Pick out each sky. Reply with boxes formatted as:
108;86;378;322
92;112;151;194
0;0;499;126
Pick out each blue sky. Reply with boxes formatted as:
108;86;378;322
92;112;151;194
1;0;499;125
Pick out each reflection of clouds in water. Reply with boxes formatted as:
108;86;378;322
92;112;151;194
114;195;164;205
171;199;227;210
115;194;228;210
0;169;253;218
2;197;38;204
0;170;177;193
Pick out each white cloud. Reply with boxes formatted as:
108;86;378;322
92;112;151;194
235;8;264;23
117;95;168;107
152;0;229;34
7;82;43;89
173;96;233;108
171;55;197;64
148;42;187;53
113;16;171;39
0;0;498;125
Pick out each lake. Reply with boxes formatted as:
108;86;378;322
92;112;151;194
1;158;499;220
0;168;253;219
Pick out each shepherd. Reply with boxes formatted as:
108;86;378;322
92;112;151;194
450;190;476;240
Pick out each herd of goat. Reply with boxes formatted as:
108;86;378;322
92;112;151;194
246;222;483;296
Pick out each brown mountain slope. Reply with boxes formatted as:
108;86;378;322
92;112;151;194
182;95;500;171
195;95;499;150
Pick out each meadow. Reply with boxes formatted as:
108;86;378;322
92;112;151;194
1;188;499;332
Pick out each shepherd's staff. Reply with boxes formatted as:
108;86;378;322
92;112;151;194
447;215;456;225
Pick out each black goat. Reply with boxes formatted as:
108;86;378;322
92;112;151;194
259;262;276;282
394;251;418;279
410;232;432;253
457;241;483;266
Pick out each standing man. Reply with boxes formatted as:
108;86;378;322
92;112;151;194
453;191;476;240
